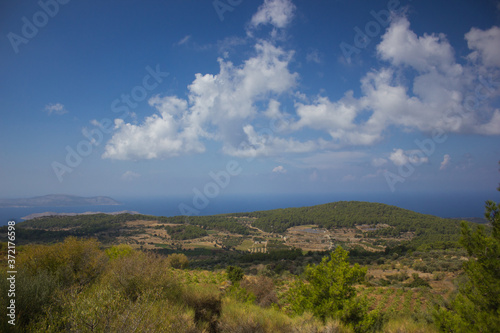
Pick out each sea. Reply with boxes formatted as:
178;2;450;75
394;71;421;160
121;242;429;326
0;191;497;226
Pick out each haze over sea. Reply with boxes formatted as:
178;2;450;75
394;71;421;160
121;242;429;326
1;191;497;226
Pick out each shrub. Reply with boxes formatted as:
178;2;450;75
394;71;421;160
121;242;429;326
18;237;108;288
287;246;369;327
240;275;278;307
183;285;222;333
226;265;244;285
0;268;59;329
166;253;189;269
340;298;386;333
104;251;181;302
105;244;134;260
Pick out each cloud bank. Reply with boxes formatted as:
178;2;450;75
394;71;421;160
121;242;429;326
103;2;500;162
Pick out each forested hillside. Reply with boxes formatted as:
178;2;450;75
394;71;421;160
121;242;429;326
235;201;466;250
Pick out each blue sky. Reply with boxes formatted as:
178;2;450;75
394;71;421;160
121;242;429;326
1;0;500;205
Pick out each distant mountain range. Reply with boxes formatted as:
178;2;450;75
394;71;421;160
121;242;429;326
0;194;121;208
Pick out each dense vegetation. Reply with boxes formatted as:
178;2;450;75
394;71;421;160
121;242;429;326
164;225;209;240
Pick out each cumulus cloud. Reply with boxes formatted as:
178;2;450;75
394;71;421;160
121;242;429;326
377;16;456;73
465;26;500;67
290;16;500;145
44;103;68;115
389;148;428;166
389;149;408;166
272;165;287;173
102;6;500;163
250;0;296;29
103;96;204;160
440;154;451;170
103;40;305;160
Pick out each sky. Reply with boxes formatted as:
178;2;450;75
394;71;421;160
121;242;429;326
1;0;500;207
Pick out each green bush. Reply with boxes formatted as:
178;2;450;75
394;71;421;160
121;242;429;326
286;246;374;330
105;244;134;260
226;265;244;285
166;253;190;269
340;298;386;333
18;237;108;288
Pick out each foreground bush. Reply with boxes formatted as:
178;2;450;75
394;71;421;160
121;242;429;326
0;237;107;330
286;247;383;332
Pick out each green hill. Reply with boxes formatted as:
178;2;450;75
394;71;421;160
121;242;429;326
236;201;466;250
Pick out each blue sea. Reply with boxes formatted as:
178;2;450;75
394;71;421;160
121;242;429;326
0;191;497;226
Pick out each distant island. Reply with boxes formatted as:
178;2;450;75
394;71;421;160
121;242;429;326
21;210;139;220
0;194;121;208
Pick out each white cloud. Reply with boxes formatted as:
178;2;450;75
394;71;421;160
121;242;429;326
389;149;408;166
389;148;428;166
102;96;205;160
465;26;500;67
250;0;296;29
103;40;304;160
44;103;68;115
103;10;500;162
224;124;317;158
476;109;500;135
177;35;191;46
291;16;500;145
377;16;456;73
440;154;451;170
272;165;287;173
293;93;358;135
121;171;141;180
